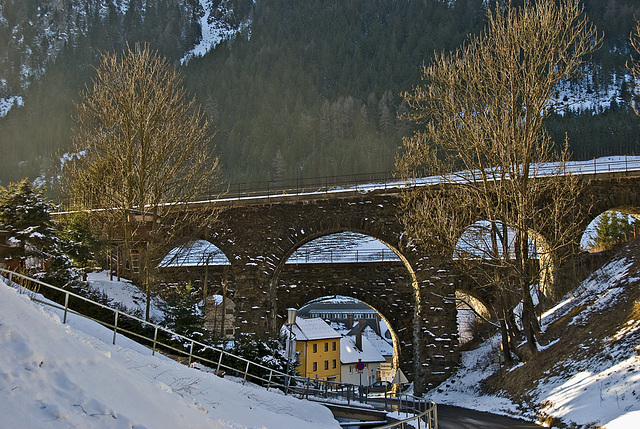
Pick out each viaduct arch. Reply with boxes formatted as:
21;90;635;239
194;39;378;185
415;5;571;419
140;169;640;395
188;190;460;394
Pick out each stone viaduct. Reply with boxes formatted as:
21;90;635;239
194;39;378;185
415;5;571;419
146;166;640;395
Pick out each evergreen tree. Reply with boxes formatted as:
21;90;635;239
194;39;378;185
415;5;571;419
589;211;638;251
161;282;204;335
56;211;106;281
0;179;73;284
229;332;294;378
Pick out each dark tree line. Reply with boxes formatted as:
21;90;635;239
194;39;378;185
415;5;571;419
1;0;640;191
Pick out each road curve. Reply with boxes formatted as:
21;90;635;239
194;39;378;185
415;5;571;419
437;404;540;428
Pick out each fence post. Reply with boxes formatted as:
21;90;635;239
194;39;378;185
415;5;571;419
267;370;273;390
63;292;70;324
188;340;195;366
216;351;224;374
152;326;158;355
243;360;250;384
113;311;119;345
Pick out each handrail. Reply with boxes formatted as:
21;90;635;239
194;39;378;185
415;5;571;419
286;248;402;264
194;155;640;203
376;392;439;429
54;156;640;214
0;268;436;428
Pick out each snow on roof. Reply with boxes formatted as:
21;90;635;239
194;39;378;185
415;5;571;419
159;240;230;267
291;317;341;341
361;326;394;357
341;334;386;364
300;299;376;314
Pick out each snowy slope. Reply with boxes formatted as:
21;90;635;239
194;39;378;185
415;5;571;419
428;242;640;428
0;281;340;428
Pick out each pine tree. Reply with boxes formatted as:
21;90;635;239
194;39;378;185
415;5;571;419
589;211;638;251
0;179;72;284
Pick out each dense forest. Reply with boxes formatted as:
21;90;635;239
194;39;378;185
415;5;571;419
1;0;640;194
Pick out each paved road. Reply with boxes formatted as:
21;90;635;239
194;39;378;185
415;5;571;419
363;396;540;428
437;404;540;428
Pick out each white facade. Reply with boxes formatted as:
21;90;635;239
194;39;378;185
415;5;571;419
340;334;385;386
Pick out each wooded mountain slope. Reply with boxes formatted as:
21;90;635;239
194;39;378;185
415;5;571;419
1;0;639;191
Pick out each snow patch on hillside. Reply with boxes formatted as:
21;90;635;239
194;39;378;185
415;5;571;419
0;96;23;118
181;0;249;64
428;249;640;428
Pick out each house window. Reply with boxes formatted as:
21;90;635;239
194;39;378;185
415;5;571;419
313;362;317;372
324;360;329;370
332;341;336;351
313;344;317;353
332;359;337;369
324;342;328;352
226;308;234;314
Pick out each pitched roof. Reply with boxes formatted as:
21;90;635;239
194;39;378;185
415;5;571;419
290;317;341;341
340;335;386;364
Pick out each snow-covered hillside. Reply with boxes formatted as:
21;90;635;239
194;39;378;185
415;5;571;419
2;239;639;427
428;241;640;428
0;0;248;117
0;279;340;428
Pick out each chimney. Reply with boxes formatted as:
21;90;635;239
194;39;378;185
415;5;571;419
356;332;363;352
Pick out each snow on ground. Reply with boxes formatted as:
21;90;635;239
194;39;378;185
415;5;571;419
0;95;23;118
532;255;640;428
428;336;523;417
181;0;249;64
427;250;640;428
85;270;166;322
0;279;341;429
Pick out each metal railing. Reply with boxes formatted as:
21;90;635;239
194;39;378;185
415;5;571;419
286;248;402;264
0;268;436;428
354;391;438;429
198;155;640;203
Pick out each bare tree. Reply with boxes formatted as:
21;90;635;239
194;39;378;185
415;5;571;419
629;19;640;115
64;43;221;320
397;0;599;357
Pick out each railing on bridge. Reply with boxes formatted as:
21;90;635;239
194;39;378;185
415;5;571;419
203;155;640;203
0;268;436;428
287;248;401;264
209;171;396;201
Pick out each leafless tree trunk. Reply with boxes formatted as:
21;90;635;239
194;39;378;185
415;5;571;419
397;0;599;357
63;43;222;321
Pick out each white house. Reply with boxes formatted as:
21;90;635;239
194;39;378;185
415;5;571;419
340;332;386;386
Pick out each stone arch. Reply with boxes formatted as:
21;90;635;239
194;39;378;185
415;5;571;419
297;295;402;381
156;239;236;310
158;239;231;268
266;227;422;389
580;209;640;251
453;219;556;300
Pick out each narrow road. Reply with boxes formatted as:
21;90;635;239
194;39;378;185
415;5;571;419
437;404;540;428
363;396;540;428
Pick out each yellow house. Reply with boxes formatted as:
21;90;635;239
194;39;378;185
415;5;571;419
288;317;341;382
